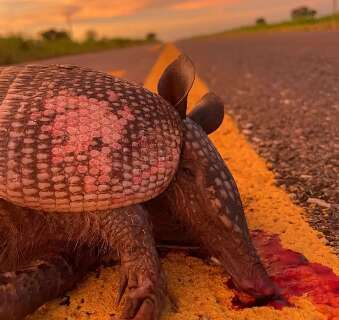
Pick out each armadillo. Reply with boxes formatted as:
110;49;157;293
0;55;279;320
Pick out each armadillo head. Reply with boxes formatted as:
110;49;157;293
157;57;278;301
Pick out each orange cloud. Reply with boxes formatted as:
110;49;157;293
1;0;226;33
69;0;152;20
0;0;330;41
0;0;155;36
170;0;229;11
0;0;152;27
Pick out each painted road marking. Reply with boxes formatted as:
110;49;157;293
29;44;338;320
108;69;126;78
147;44;163;52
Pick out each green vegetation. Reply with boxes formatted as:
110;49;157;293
256;17;267;26
224;13;339;35
291;6;317;20
0;29;158;66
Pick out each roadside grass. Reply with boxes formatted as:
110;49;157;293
228;14;339;34
0;36;156;66
192;14;339;39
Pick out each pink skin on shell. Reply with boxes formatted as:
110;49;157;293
107;90;118;102
25;90;177;209
30;91;136;194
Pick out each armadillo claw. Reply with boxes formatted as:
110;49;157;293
123;298;156;320
115;269;165;320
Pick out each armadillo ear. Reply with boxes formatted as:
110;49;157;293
157;54;195;118
188;92;224;135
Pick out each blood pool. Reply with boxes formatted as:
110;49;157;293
252;230;339;319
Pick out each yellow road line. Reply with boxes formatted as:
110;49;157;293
147;44;163;52
108;69;126;78
29;43;338;320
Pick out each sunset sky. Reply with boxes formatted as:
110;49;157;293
0;0;333;40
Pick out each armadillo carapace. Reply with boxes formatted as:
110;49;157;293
0;64;182;212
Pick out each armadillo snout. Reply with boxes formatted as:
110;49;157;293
232;273;277;300
177;118;278;301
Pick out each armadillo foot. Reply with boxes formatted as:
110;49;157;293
116;267;165;320
111;206;166;320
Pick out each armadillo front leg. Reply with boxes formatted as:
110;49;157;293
103;205;165;320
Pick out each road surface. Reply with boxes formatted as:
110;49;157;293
178;31;339;253
27;43;161;85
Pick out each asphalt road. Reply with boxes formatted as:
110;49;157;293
178;31;339;254
27;44;161;84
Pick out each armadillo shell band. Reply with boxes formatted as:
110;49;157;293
0;64;182;213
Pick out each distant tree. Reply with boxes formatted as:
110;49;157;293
291;6;317;20
85;30;98;42
256;17;267;26
40;29;71;41
146;32;157;41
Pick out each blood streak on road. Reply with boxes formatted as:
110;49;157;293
252;230;339;319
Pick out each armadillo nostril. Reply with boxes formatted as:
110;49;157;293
230;276;281;309
229;275;277;299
